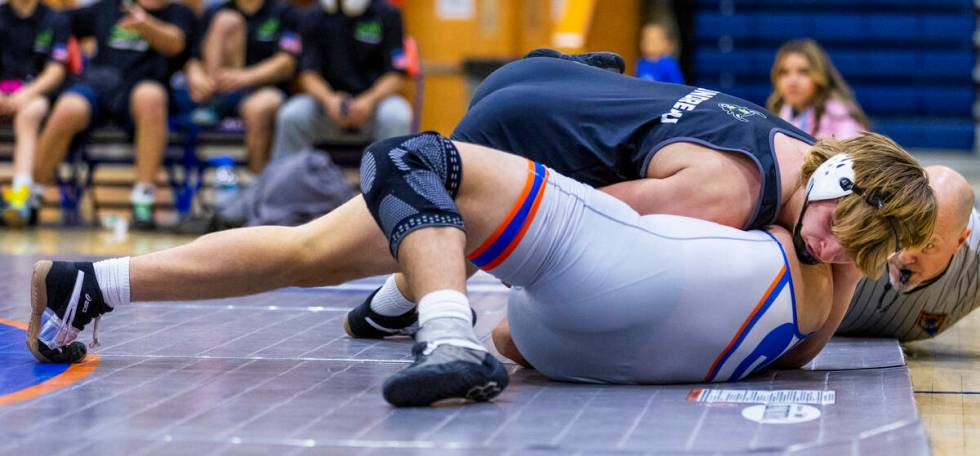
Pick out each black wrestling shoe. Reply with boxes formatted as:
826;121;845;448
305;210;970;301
343;287;478;339
27;261;112;363
383;342;509;407
523;48;626;74
343;288;420;338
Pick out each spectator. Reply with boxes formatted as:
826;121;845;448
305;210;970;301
767;39;869;140
635;22;683;84
30;0;196;230
270;0;411;160
185;0;300;173
0;0;70;227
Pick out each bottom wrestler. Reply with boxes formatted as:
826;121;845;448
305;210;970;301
25;132;933;405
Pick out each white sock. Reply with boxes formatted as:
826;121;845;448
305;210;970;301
416;289;485;352
370;275;417;316
31;183;46;198
130;183;155;205
12;174;32;190
93;257;131;309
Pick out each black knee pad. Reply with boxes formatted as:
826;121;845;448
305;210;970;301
360;132;464;258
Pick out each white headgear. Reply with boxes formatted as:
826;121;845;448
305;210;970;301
319;0;371;17
805;153;857;202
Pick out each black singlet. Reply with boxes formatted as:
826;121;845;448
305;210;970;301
451;57;816;229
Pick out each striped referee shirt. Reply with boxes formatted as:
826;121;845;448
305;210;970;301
837;208;980;341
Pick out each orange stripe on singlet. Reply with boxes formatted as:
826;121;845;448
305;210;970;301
468;160;539;260
703;265;787;382
481;166;550;270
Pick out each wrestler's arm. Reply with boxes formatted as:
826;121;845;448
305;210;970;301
598;174;750;228
773;264;863;368
598;146;758;228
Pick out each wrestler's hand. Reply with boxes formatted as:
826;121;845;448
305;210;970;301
215;69;250;93
343;95;374;129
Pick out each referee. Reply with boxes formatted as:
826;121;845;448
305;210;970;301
838;166;979;341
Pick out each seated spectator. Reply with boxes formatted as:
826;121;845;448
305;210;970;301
635;21;683;84
0;0;70;227
270;0;412;160
767;39;869;140
185;0;300;173
30;0;195;230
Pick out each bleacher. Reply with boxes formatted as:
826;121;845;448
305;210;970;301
691;0;977;151
0;35;423;227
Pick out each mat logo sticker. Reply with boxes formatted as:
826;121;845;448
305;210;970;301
741;404;821;424
916;311;947;336
688;388;836;405
719;103;766;123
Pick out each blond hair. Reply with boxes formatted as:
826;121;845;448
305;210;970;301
800;133;936;277
767;39;870;134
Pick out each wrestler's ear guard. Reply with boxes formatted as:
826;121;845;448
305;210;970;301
805;153;856;202
794;153;858;266
802;152;902;256
807;153;893;210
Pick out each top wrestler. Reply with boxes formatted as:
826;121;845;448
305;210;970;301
345;54;933;366
26;131;934;406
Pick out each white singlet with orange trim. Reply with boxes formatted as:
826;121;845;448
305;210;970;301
468;160;808;384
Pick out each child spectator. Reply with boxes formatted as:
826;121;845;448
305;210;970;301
31;0;196;229
185;0;301;173
767;39;869;140
635;22;683;84
0;0;70;227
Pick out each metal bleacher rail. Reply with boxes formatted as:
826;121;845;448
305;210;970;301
691;0;977;152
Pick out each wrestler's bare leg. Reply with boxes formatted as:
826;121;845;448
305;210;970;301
28;141;532;361
131;197;396;301
491;318;532;368
129;142;529;301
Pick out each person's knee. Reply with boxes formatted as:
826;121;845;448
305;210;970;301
14;97;50;126
241;92;282;127
360;132;463;257
48;94;91;133
209;10;245;37
275;97;310;131
130;82;167;122
492;320;532;368
375;97;412;135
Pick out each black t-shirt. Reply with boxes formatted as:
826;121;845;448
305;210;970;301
452;58;817;230
299;0;406;96
69;0;196;90
0;3;70;81
195;0;301;67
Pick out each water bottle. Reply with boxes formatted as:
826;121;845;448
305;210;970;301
210;155;239;210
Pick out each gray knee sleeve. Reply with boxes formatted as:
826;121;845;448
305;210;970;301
360;132;463;258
